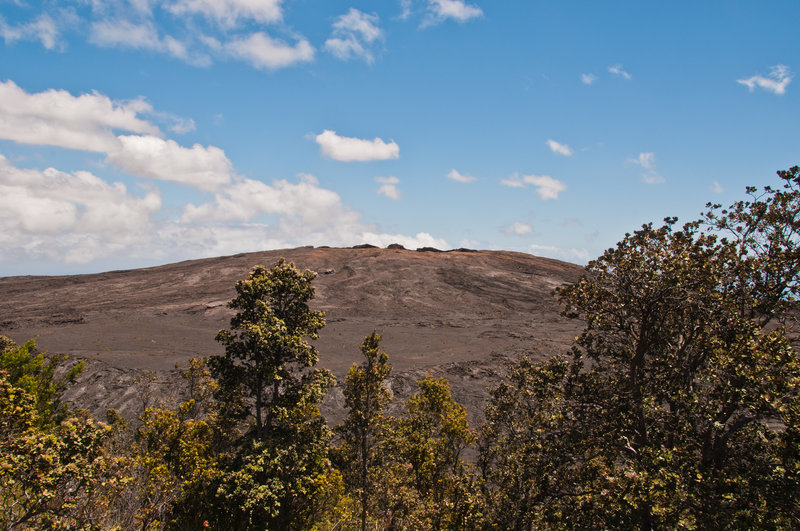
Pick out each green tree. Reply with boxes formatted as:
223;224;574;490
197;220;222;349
207;259;339;529
210;258;328;440
334;331;393;531
0;336;84;426
383;376;478;530
0;338;113;529
480;167;800;529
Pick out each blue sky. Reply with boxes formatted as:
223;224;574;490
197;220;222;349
0;0;797;276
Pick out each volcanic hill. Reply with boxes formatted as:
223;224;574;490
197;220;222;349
0;246;585;425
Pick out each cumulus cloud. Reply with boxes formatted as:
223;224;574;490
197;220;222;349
501;174;566;200
324;8;383;63
315;130;400;162
0;13;61;50
546;139;573;156
179;174;447;253
107;135;234;191
628;152;664;184
225;32;314;70
167;0;284;26
504;221;532;236
737;65;793;95
447;169;476;183
608;64;632;80
423;0;483;25
581;73;596;85
530;243;590;264
375;176;401;200
0;80;161;153
0;155;161;263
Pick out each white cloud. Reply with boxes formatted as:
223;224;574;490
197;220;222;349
0;13;61;50
581;73;597;85
504;221;532;236
315;130;400;162
399;0;414;20
0;81;227;190
608;64;632;80
712;181;724;194
324;8;383;63
179;175;447;253
447;168;476;183
225;32;314;70
501;174;566;200
546;139;573;156
628;152;664;184
0;155;161;263
375;176;401;200
0;80;161;153
737;65;793;95
89;19;207;64
107;135;233;191
167;0;284;26
530;243;590;264
423;0;483;26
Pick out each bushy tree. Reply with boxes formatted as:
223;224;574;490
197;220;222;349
480;167;800;529
207;259;339;529
0;337;114;529
210;258;329;440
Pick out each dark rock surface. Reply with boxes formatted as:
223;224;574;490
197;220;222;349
0;246;585;426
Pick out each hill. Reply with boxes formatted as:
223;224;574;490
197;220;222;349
0;246;585;425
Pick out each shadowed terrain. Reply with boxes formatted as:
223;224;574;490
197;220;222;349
0;246;585;426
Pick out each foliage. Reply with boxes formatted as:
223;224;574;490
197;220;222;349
334;331;393;531
480;167;800;529
378;376;479;530
207;259;339;529
0;336;84;426
210;258;328;440
0;338;113;530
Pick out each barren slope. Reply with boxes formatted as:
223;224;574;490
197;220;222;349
0;246;585;425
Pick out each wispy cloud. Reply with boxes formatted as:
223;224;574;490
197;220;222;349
580;73;596;85
501;174;566;200
90;19;210;66
711;181;724;194
608;64;632;80
447;168;476;183
504;221;532;236
422;0;483;26
324;8;383;63
315;130;399;162
737;65;792;95
530;243;590;263
628;152;664;184
546;139;573;156
375;176;401;199
0;13;61;50
167;0;284;27
225;32;314;70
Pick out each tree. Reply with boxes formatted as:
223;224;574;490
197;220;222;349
0;336;84;426
334;331;393;531
207;259;338;529
386;376;478;529
0;338;113;529
480;167;800;529
210;258;329;441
